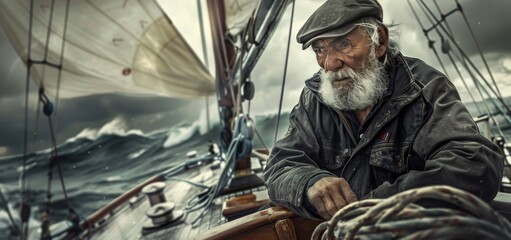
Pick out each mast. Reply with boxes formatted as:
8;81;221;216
206;0;237;152
205;0;293;178
206;0;259;190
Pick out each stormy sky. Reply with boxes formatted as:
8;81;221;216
1;0;511;156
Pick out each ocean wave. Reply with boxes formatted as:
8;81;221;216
127;149;147;159
163;122;199;148
0;111;295;234
65;117;145;143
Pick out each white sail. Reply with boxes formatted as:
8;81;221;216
0;0;215;98
225;0;261;37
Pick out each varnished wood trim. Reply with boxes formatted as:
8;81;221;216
223;199;271;216
194;206;322;240
194;207;293;240
275;219;296;240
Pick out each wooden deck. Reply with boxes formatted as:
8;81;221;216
79;145;511;239
82;157;267;239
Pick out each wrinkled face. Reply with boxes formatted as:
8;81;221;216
312;26;374;88
313;26;388;111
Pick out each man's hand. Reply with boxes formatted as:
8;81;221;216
307;177;358;220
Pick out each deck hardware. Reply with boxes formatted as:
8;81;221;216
146;202;175;225
141;202;184;235
142;182;167;206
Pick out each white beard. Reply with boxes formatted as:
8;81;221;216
318;49;387;111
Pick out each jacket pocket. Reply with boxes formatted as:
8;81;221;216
369;143;409;185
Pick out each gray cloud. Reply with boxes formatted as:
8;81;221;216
1;0;510;156
0;93;203;154
0;93;199;155
447;0;511;55
222;0;511;115
384;0;511;58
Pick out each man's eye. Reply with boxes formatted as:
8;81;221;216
336;39;352;49
313;47;326;54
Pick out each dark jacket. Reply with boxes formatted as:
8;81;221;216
263;53;504;219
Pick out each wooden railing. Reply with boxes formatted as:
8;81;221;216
194;206;321;240
80;174;164;231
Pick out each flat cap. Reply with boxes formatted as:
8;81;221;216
297;0;383;49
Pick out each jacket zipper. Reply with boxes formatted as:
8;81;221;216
333;108;358;145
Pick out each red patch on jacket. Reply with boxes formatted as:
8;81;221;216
377;132;391;142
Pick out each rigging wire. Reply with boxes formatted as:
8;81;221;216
416;0;511;140
418;0;480;114
235;29;249;118
244;75;269;152
41;96;70;206
20;0;36;238
214;4;273;177
395;2;511;189
40;1;72;208
448;45;511;127
178;115;253;227
428;0;510;123
42;0;56;62
239;13;269;152
19;0;75;237
0;188;19;235
31;99;42;161
54;0;72;120
186;134;244;226
407;0;449;78
432;0;454;37
211;1;236;108
38;0;73;233
247;91;251;115
254;127;269;152
416;0;511;115
274;0;296;144
446;52;482;115
209;1;238;151
456;54;509;141
454;0;503;100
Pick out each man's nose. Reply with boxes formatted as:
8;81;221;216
324;50;344;72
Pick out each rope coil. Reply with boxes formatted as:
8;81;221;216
312;185;511;240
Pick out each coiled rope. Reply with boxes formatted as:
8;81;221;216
312;185;511;240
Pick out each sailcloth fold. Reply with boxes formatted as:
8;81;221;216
0;0;215;98
225;0;261;37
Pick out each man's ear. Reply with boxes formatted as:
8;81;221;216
375;25;389;58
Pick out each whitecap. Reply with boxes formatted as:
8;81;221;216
163;122;198;148
105;176;122;182
128;149;146;159
65;117;146;143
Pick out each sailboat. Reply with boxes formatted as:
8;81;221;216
0;0;510;239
